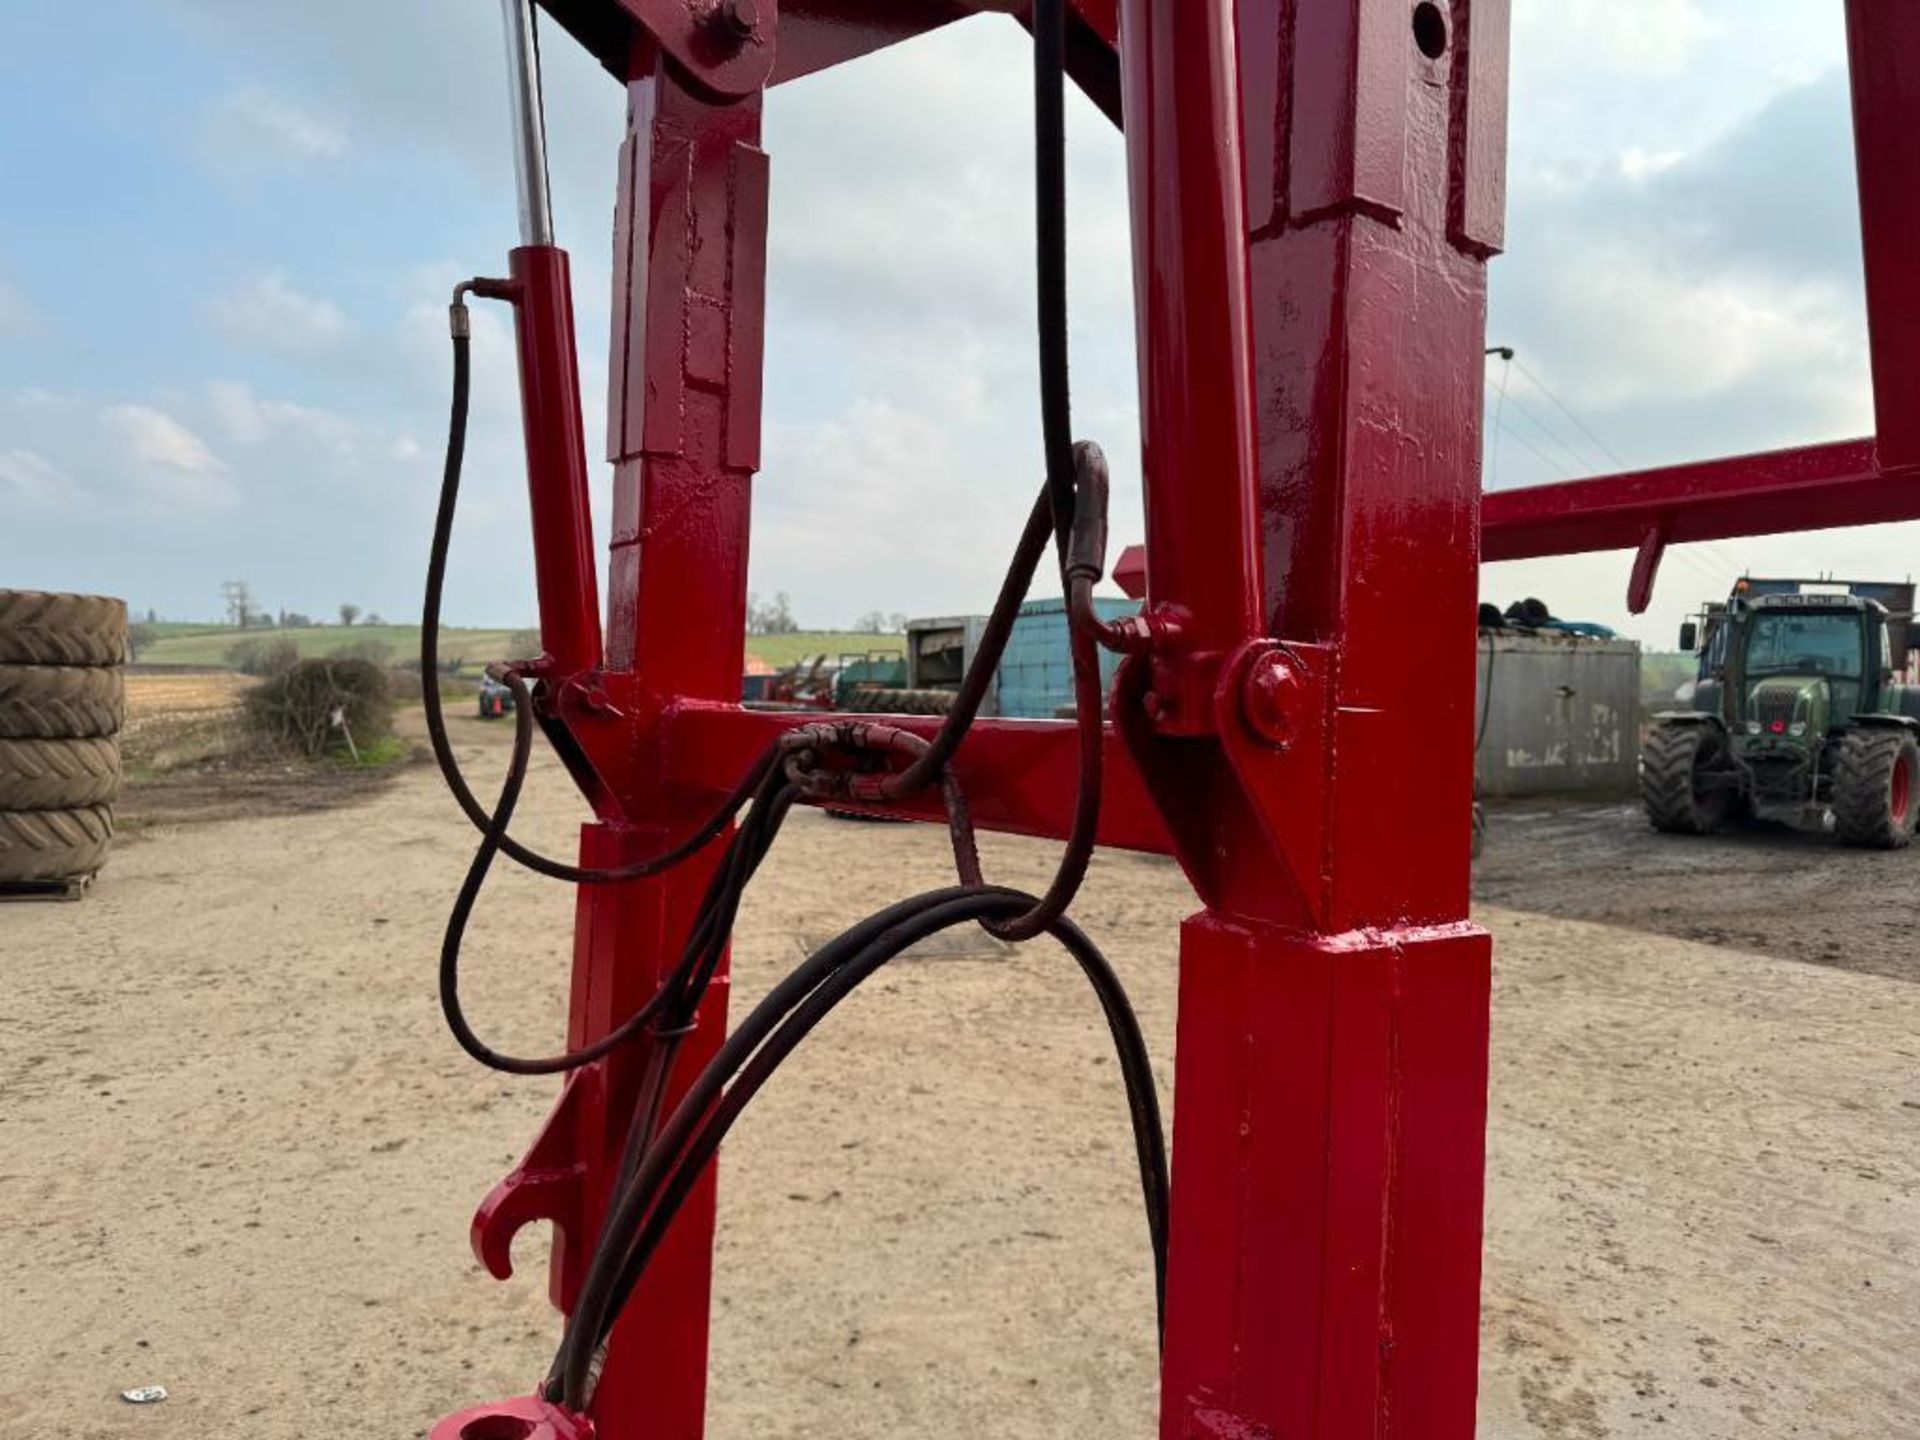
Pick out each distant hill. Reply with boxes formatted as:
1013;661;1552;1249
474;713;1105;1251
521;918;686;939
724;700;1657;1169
133;624;904;675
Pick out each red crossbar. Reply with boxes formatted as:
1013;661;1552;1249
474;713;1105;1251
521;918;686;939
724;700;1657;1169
665;703;1174;852
1483;440;1920;561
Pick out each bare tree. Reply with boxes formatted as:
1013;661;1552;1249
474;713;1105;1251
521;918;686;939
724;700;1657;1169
339;603;361;628
748;591;799;635
888;612;909;634
854;610;890;635
222;580;258;629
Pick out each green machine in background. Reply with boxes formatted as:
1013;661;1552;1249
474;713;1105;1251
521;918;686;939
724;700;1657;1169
1645;578;1920;847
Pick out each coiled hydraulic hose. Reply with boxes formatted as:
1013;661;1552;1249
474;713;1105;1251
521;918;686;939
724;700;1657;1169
547;885;1169;1409
427;0;1166;1407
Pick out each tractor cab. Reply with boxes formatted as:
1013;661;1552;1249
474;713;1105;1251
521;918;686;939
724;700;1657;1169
1725;593;1888;741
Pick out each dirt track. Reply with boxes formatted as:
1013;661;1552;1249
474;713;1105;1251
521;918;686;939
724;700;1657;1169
1474;799;1920;983
1;717;1915;1438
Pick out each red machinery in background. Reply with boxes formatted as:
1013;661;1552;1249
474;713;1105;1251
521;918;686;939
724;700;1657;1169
424;3;1920;1439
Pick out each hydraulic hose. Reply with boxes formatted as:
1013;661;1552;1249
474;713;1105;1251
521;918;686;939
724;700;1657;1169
422;307;778;889
430;0;1170;1404
549;885;1169;1408
1034;0;1076;556
437;665;799;1074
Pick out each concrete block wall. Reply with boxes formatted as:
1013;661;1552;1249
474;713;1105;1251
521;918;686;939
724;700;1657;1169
1475;632;1643;799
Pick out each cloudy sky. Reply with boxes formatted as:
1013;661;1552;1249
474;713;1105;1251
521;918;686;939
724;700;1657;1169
0;1;1896;644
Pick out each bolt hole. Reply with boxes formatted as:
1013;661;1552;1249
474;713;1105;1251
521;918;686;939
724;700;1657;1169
461;1420;536;1440
1412;1;1449;60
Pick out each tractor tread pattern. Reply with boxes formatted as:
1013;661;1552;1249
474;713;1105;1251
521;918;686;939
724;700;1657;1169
1831;728;1917;850
1641;723;1723;835
0;804;114;882
0;590;128;666
0;666;125;740
0;737;122;810
846;687;958;717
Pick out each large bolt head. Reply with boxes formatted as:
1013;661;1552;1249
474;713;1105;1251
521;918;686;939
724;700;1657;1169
1242;651;1304;749
717;0;760;39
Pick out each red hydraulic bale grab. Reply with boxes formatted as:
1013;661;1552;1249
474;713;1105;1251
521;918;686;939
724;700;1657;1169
419;3;1920;1440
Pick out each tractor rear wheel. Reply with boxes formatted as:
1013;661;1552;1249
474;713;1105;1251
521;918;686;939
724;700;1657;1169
1832;728;1919;849
1641;723;1732;834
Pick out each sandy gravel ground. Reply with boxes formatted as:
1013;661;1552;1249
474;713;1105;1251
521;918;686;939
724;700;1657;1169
2;716;1915;1439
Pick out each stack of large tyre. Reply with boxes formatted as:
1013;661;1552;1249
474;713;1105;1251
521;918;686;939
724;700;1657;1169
0;590;126;892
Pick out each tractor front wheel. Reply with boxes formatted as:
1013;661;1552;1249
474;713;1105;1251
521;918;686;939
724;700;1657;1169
1641;723;1732;835
1832;728;1919;849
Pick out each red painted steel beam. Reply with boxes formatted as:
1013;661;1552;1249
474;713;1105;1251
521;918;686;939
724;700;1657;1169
1480;439;1920;560
663;703;1174;851
772;1;1123;124
541;0;1121;119
767;0;990;83
1129;438;1920;574
587;46;769;1440
1145;3;1503;1438
1846;1;1920;468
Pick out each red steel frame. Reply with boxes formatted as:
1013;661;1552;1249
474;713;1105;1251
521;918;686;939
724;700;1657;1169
435;3;1920;1439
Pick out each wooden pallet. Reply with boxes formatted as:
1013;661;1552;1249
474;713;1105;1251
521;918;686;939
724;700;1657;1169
0;874;92;903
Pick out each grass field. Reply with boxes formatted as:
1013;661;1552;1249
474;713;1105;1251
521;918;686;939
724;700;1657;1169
743;632;904;668
133;625;903;673
135;624;520;671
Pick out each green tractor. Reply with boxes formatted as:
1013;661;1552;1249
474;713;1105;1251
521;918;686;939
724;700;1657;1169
1643;579;1920;847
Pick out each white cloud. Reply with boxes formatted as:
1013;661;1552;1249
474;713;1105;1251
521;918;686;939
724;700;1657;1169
1530;259;1864;420
1619;147;1686;181
101;403;238;509
198;83;348;173
1517;0;1716;79
211;272;351;353
206;379;355;450
0;450;80;507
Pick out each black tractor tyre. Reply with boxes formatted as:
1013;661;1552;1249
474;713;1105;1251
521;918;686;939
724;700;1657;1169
854;688;958;717
0;665;125;739
0;590;127;666
0;804;114;882
0;737;122;810
1641;723;1731;835
1832;728;1920;850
